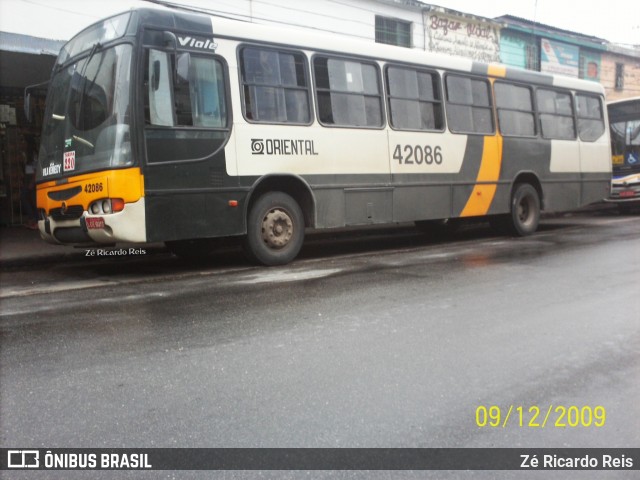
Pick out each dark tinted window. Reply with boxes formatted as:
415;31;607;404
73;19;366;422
494;82;535;137
314;56;383;127
240;47;310;124
386;66;443;131
576;94;605;141
536;89;575;140
445;75;494;134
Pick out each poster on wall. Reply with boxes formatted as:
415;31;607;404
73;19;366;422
580;50;602;81
427;13;501;63
540;38;580;77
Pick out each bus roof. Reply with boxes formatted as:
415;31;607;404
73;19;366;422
201;8;605;95
607;96;640;106
607;96;640;122
72;4;606;96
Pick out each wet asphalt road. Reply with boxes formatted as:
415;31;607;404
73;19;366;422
1;211;639;479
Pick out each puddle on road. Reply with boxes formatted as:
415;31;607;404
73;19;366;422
234;268;343;285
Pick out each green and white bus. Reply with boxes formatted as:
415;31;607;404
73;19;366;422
35;5;611;265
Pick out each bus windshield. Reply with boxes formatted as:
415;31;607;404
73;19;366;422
37;43;133;181
610;117;640;174
608;98;640;175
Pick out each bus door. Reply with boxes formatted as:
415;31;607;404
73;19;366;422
611;118;640;171
141;30;235;242
575;94;609;203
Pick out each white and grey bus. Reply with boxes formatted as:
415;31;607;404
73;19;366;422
35;5;611;265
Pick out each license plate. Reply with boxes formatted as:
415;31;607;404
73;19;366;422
85;217;105;229
620;190;635;198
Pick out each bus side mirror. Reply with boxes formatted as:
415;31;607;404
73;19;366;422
163;31;177;49
24;91;32;123
23;81;49;124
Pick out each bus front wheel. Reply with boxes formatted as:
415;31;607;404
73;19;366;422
243;192;305;266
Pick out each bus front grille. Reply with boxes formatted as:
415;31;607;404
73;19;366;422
50;205;84;220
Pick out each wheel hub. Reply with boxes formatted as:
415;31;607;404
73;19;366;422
518;197;532;225
261;209;293;249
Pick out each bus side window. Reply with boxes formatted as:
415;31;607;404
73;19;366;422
146;49;175;126
145;49;227;129
313;56;383;128
240;46;311;124
386;66;443;131
444;74;494;135
576;94;605;141
536;88;575;140
494;82;536;137
186;56;227;128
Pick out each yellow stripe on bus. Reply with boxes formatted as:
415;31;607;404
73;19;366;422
460;134;503;217
460;68;506;218
487;64;507;78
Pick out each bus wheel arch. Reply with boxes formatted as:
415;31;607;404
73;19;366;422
245;175;316;229
492;174;543;236
512;173;544;211
508;172;543;235
243;176;315;265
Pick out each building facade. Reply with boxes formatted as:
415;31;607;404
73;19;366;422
497;15;640;101
202;0;639;99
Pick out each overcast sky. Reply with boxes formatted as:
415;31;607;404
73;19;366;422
0;0;638;46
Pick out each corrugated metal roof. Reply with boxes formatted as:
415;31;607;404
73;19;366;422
0;31;65;56
496;15;607;44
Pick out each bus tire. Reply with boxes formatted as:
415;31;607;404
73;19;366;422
508;183;540;236
243;192;304;266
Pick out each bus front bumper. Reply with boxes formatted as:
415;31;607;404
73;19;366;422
603;173;640;205
39;198;147;246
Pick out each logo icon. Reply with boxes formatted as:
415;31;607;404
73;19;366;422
251;139;265;155
8;450;40;468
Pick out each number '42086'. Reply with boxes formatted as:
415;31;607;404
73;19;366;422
393;144;443;165
84;182;104;194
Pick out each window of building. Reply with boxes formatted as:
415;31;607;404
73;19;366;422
536;88;575;140
494;82;536;137
375;16;411;48
444;74;494;134
386;66;443;131
615;63;624;91
314;56;383;127
240;46;311;124
526;44;539;71
576;94;605;141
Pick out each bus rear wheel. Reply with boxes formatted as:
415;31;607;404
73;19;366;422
508;183;540;236
243;192;304;266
